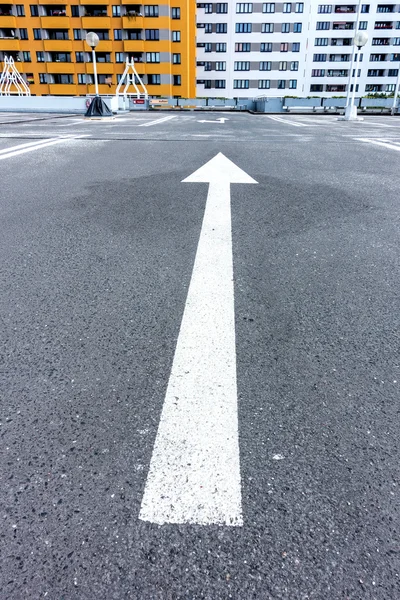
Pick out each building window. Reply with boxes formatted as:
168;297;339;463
394;37;400;45
263;3;275;12
388;69;399;76
112;5;121;16
204;80;212;88
16;4;25;16
33;28;41;40
316;22;330;30
293;42;300;51
39;73;47;84
278;80;285;89
173;53;181;64
148;74;161;84
145;29;159;40
74;29;82;40
78;73;86;84
146;52;160;62
144;5;159;17
36;51;45;62
258;79;270;88
173;74;181;85
216;42;227;51
283;2;292;13
71;5;79;17
361;4;369;12
289;79;297;89
22;51;31;62
216;23;227;33
235;42;251;51
171;7;180;19
236;23;252;33
204;3;213;13
293;23;302;32
216;3;228;13
30;5;39;16
318;5;332;13
386;83;396;91
233;79;249;88
205;23;212;33
114;29;122;40
215;61;226;70
236;3;252;13
260;42;272;51
279;61;287;70
204;62;212;71
75;51;84;62
262;23;274;33
291;61;299;70
359;21;368;29
234;61;250;70
259;61;271;70
312;69;325;76
315;38;328;46
281;43;289;52
19;28;28;40
295;2;304;12
172;30;181;41
313;53;327;61
282;23;290;33
215;79;226;88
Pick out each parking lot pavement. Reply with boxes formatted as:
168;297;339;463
1;112;400;599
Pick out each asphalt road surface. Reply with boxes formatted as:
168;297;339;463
1;112;400;599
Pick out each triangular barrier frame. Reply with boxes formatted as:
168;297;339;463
115;58;148;100
0;56;31;96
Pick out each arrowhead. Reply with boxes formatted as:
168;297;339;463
182;153;257;184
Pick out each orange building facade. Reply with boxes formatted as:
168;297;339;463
0;0;196;97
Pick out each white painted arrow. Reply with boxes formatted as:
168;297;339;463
139;153;257;527
198;117;229;124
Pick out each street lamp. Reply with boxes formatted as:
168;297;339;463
85;31;99;96
344;30;368;121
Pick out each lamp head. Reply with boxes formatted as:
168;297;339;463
354;31;368;49
85;31;99;48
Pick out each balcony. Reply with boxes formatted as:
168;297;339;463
43;39;72;51
327;69;348;76
82;0;109;4
367;69;385;76
49;83;77;94
41;16;69;28
122;15;144;28
332;22;354;30
123;39;145;52
370;53;388;60
372;37;390;45
326;84;346;91
374;22;393;29
0;38;20;50
377;4;395;12
334;5;356;13
46;61;75;73
86;62;113;74
0;15;16;27
81;16;111;28
83;5;108;16
329;53;350;61
331;38;352;45
96;40;113;51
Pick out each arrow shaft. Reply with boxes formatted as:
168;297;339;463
139;181;243;526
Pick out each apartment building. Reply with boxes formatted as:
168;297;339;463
0;0;196;96
196;1;400;97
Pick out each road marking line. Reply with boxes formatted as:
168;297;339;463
356;137;400;152
0;135;87;160
267;115;308;127
139;115;176;127
139;153;257;527
0;137;62;155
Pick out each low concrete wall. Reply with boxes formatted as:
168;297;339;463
254;97;284;112
0;95;115;113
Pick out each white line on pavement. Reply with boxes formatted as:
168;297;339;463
0;135;87;160
139;153;257;527
139;115;176;127
267;115;308;127
356;137;400;152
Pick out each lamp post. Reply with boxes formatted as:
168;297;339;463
391;64;400;115
85;31;99;96
344;31;369;121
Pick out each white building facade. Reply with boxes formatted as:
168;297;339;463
195;0;400;97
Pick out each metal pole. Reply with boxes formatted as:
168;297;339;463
92;47;99;96
392;65;400;115
345;0;362;110
349;47;360;114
